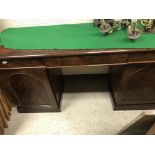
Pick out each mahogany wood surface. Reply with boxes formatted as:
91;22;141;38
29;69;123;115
146;123;155;135
0;68;62;113
1;46;155;112
119;115;155;135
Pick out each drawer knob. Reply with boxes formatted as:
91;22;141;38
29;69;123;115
2;60;8;64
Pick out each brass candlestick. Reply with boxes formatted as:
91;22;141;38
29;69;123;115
128;20;141;40
93;19;155;40
100;19;111;34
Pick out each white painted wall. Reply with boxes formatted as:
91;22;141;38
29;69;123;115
0;19;92;32
0;19;109;74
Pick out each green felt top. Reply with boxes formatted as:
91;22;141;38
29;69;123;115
0;23;155;50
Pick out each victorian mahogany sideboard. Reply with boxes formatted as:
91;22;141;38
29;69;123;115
0;47;155;113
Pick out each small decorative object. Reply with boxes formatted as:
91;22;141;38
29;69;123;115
94;19;155;40
140;19;155;33
128;20;141;40
121;19;131;29
93;19;101;27
100;19;111;34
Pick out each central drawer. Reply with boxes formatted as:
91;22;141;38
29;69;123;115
44;53;128;68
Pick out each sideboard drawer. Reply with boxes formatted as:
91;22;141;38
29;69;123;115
128;52;155;64
44;53;128;67
0;58;44;69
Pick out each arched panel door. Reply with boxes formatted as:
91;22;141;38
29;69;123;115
0;68;60;112
10;74;51;106
111;64;155;107
124;65;155;103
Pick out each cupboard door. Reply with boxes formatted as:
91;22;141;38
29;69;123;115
0;68;60;112
110;64;155;110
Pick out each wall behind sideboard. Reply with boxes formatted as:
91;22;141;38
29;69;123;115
0;19;92;32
